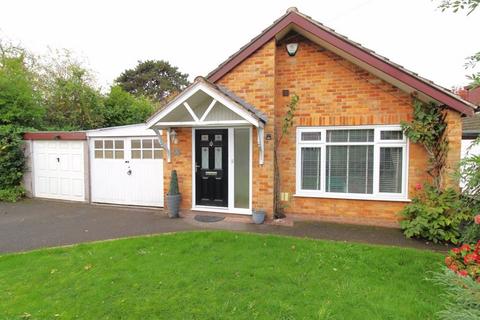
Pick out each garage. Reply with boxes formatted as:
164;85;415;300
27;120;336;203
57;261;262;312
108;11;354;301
23;132;88;202
24;124;164;207
87;124;164;207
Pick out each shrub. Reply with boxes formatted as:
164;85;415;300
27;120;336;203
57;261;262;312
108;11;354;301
168;170;179;195
431;268;480;320
461;215;480;244
399;184;472;243
0;125;26;202
458;138;480;206
0;186;25;202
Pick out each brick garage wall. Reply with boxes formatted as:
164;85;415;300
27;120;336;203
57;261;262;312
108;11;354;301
274;36;434;224
216;39;276;216
163;128;193;211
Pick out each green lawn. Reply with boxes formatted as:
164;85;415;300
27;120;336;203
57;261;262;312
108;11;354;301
0;231;444;319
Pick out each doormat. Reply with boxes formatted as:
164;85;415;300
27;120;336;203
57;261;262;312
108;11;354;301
194;215;225;223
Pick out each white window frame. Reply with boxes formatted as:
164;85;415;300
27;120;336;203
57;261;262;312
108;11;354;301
93;139;125;160
295;125;409;201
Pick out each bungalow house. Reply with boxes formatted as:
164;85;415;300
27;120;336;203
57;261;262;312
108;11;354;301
145;7;475;225
24;8;477;226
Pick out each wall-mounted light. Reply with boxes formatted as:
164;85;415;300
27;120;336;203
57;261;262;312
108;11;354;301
170;129;178;145
286;43;299;56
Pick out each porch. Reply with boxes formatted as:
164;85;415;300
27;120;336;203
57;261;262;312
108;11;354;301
146;77;268;216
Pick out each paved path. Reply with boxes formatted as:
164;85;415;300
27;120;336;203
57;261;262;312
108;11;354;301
0;199;449;254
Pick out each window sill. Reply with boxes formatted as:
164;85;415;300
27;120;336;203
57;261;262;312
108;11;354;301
293;193;411;203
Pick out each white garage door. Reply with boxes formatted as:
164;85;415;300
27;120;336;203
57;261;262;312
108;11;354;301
90;137;164;207
33;140;85;201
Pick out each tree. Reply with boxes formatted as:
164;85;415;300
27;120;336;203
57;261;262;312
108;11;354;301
438;0;479;14
115;60;189;104
38;50;105;130
0;41;41;201
437;0;480;87
0;43;44;128
103;85;154;127
274;94;299;219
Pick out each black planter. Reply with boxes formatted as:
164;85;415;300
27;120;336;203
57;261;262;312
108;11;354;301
166;194;181;218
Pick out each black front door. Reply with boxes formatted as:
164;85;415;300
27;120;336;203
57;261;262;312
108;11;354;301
195;129;228;207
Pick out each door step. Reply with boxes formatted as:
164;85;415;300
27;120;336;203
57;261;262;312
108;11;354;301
194;215;225;223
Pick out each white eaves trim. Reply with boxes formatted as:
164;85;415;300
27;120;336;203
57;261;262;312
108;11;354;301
86;123;160;138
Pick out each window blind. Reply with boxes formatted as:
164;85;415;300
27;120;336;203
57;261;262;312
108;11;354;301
326;145;373;194
379;147;403;193
301;147;321;190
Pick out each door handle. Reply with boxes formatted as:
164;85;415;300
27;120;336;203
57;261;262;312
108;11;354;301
56;157;60;163
127;169;132;175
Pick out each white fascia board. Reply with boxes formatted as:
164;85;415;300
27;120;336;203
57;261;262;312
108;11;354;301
146;82;204;128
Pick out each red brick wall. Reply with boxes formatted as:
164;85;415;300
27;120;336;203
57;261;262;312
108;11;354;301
214;35;461;224
443;109;462;189
272;36;462;224
165;34;462;225
163;128;193;211
216;39;277;214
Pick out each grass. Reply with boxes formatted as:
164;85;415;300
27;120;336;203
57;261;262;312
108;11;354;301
0;231;444;319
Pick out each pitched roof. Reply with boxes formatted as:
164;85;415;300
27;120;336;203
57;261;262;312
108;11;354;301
207;7;476;116
146;76;267;128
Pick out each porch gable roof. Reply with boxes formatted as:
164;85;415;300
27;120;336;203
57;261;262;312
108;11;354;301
146;77;267;129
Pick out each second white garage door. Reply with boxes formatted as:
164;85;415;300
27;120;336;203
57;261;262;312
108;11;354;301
33;140;85;201
90;137;164;207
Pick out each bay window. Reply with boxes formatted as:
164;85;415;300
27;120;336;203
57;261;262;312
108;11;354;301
296;126;408;200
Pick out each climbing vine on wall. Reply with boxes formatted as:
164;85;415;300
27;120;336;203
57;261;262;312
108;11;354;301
401;98;449;190
273;94;299;218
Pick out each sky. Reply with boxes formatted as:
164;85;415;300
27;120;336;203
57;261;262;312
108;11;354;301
1;0;479;91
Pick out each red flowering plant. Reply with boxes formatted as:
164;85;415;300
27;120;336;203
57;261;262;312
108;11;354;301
445;240;480;282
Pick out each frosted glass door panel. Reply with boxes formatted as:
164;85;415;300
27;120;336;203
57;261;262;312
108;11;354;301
234;128;250;209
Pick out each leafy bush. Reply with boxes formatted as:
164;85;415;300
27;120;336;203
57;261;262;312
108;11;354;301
399;184;472;243
0;125;26;202
431;268;480;320
458;138;480;212
461;215;480;245
0;186;25;202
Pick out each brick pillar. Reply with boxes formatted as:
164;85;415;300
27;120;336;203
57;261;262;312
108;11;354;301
443;109;462;190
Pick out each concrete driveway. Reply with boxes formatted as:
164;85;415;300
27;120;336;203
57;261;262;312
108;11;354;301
0;199;448;254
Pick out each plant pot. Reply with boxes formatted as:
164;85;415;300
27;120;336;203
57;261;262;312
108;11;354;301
166;194;181;218
252;209;265;224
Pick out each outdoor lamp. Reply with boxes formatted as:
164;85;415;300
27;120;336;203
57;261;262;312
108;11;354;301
170;129;178;144
286;43;299;56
